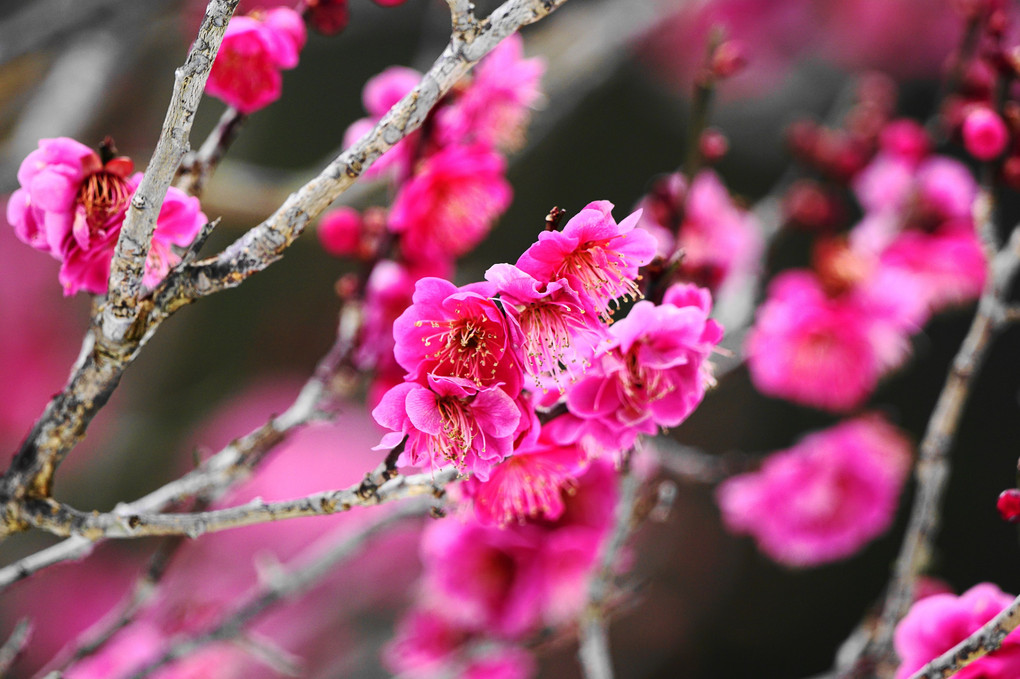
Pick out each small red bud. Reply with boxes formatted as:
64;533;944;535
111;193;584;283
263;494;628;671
304;0;349;35
711;40;747;79
1001;156;1020;190
997;489;1020;522
962;106;1009;161
318;206;362;257
699;128;729;163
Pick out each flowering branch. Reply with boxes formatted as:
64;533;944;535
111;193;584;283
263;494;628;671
907;592;1020;679
156;0;568;305
103;0;240;342
124;501;430;679
839;222;1020;677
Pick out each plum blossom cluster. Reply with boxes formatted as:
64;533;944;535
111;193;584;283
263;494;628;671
716;415;912;567
6;138;207;296
317;35;543;399
384;459;619;679
746;91;987;411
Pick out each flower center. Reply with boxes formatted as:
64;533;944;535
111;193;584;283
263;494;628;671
558;241;641;319
417;316;501;385
77;170;132;235
434;397;474;463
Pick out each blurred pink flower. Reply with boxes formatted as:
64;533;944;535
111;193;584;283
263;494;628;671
745;269;914;412
205;7;306;114
894;583;1020;679
716;415;912;567
389;143;512;262
437;33;545;151
342;66;422;180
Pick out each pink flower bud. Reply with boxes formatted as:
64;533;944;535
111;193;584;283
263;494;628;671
962;106;1009;161
711;40;747;79
699;128;729;163
997;488;1020;522
317;206;362;257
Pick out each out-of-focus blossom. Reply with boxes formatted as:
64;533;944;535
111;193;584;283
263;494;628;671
389;143;512;263
745;268;917;412
205;7;306;114
716;415;912;567
304;0;349;35
317;206;363;257
894;583;1020;679
383;609;465;677
342;66;422;180
962;106;1010;161
437;34;545;151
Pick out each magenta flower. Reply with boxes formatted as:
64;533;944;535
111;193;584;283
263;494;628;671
392;277;523;395
205;7;306;114
894;583;1020;679
716;415;912;567
566;285;722;453
963;106;1009;162
461;431;588;527
516;201;656;320
7;138;207;295
372;375;521;480
389;143;512;262
485;263;606;390
744;269;914;412
437;33;545;151
879;227;987;314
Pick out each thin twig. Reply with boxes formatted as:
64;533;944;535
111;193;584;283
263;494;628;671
0;619;32;676
103;0;240;342
838;224;1020;678
123;501;431;679
578;460;641;679
175;107;247;198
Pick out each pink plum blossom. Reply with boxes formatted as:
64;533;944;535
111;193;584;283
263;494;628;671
565;284;722;454
716;415;912;567
485;263;606;390
437;34;545;151
7;138;207;295
392;277;523;395
744;269;915;412
418;459;616;639
372;375;521;481
894;583;1020;679
205;7;306;114
460;431;588;527
317;206;362;257
389;143;512;262
516;201;656;320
